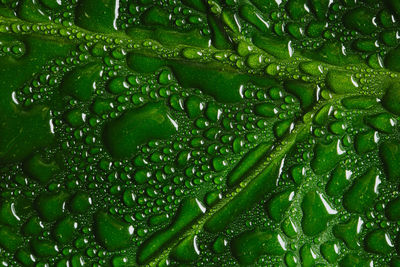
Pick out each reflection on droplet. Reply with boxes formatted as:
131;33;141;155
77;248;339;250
356;217;363;234
288;41;294;57
319;193;337;215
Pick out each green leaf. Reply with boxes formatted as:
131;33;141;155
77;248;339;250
0;0;399;266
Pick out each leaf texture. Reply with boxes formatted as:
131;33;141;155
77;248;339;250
0;0;400;266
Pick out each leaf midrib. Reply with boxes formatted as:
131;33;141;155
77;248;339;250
1;14;390;85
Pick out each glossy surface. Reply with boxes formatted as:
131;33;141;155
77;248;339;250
0;0;399;266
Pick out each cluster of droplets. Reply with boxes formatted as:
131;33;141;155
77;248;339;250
1;0;77;26
173;96;400;266
2;0;400;266
0;38;313;265
120;0;209;32
0;28;329;264
0;37;25;58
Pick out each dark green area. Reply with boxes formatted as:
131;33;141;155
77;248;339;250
103;102;178;159
0;35;72;164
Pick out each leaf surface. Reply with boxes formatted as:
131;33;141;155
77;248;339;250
0;0;400;266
